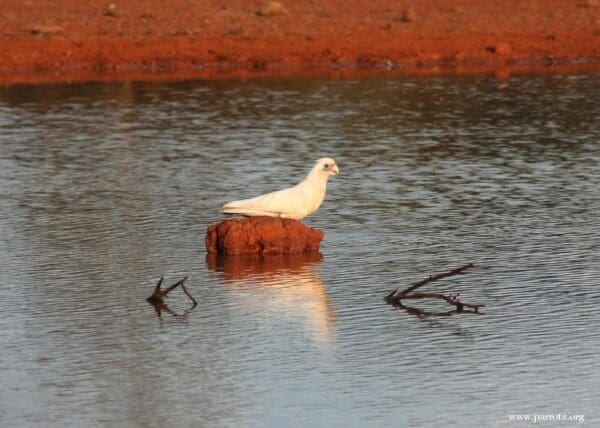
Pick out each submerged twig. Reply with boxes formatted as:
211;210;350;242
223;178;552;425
386;263;484;315
147;276;197;317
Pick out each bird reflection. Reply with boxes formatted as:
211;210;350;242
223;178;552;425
206;252;336;343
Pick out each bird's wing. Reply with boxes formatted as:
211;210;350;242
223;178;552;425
222;186;311;218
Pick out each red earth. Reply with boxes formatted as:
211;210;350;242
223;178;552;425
1;0;599;85
205;217;324;255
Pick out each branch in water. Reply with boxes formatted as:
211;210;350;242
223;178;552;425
147;276;197;316
399;263;474;296
386;263;484;315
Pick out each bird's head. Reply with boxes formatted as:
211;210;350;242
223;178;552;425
314;157;340;177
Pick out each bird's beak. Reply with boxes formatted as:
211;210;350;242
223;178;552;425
332;164;340;175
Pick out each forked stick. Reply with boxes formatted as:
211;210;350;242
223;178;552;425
147;276;197;309
386;263;484;314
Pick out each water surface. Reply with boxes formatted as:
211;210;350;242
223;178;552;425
1;74;599;427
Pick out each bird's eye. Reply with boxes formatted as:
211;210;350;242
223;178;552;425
324;163;329;169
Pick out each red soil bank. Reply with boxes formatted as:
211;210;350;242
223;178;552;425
1;0;599;85
205;216;324;255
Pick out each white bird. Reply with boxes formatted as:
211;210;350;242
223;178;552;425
222;157;339;220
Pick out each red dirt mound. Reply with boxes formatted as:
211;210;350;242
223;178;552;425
205;216;324;255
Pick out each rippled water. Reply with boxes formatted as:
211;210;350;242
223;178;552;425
1;74;599;427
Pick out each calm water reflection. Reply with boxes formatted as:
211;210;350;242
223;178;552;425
1;74;599;427
206;253;335;344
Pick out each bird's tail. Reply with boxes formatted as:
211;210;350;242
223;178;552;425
222;205;282;217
